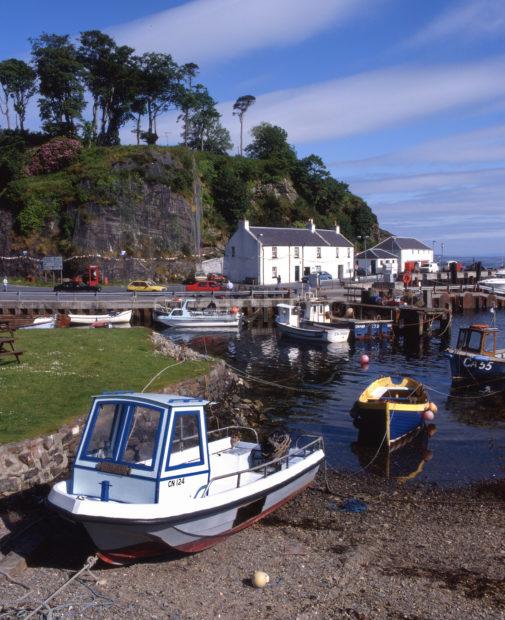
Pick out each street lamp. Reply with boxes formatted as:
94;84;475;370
357;234;370;275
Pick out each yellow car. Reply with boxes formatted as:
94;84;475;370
127;280;167;292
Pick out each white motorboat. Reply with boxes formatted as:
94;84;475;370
19;315;56;329
155;299;241;329
479;269;505;294
68;310;132;325
48;392;324;565
276;303;349;343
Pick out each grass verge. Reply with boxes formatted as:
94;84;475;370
0;328;212;444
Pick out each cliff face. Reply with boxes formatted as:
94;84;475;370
0;144;380;264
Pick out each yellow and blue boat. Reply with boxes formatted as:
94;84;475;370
352;376;431;447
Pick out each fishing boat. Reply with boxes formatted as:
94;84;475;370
479;269;505;294
276;303;349;343
155;299;241;329
48;392;324;565
301;302;392;340
445;323;505;387
68;310;132;326
351;376;434;447
19;315;56;329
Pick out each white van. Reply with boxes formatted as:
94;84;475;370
420;262;439;273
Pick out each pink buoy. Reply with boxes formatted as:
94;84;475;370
360;354;369;366
423;409;435;422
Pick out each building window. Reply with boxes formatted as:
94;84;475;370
272;266;277;279
347;248;351;258
272;246;277;259
294;246;300;259
316;247;321;259
336;247;339;258
315;265;321;273
231;246;235;257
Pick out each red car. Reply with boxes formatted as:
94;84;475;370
185;280;225;292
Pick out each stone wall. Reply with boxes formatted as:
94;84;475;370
0;355;243;498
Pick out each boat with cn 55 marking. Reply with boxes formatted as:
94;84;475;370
445;323;505;387
351;376;436;447
48;392;324;565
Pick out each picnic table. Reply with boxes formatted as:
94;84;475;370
0;336;23;363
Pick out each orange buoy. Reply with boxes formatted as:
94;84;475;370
428;402;438;414
230;306;240;314
402;272;412;286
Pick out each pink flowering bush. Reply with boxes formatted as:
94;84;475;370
25;137;82;176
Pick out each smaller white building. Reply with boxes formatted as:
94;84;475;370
370;237;433;271
355;248;398;276
223;219;354;285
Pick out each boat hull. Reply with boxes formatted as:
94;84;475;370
445;350;505;386
353;406;424;446
156;315;240;329
69;310;132;325
276;320;348;343
333;318;393;340
19;318;56;329
50;462;321;565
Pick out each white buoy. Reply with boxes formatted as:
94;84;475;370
360;354;370;367
252;570;270;588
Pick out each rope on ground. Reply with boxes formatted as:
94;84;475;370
141;360;185;393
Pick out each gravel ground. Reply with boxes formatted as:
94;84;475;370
0;470;504;620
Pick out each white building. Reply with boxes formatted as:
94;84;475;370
223;219;354;285
355;248;399;276
370;237;433;271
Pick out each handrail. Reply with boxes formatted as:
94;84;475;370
202;436;323;496
207;425;259;444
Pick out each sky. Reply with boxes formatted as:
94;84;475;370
2;0;505;256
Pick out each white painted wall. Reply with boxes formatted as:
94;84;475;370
399;248;433;270
223;221;260;283
356;256;399;275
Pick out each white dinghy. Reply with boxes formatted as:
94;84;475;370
276;303;349;343
68;310;132;326
48;392;324;565
19;315;57;329
155;298;241;329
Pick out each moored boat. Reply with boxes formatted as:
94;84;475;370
48;391;324;564
479;269;505;294
351;376;434;447
155;299;241;329
68;310;132;325
19;315;56;329
445;323;505;387
276;303;349;343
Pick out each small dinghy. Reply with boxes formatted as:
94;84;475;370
48;392;324;564
154;299;241;329
68;310;132;326
19;315;57;329
276;303;349;343
351;376;435;447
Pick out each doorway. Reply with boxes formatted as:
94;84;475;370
294;266;300;282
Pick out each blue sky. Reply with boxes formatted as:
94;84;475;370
2;0;505;256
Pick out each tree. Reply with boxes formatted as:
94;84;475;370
186;86;223;151
245;122;296;177
200;119;232;155
0;59;36;131
31;34;85;136
232;94;255;156
178;63;199;146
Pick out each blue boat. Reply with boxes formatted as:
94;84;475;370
445;324;505;387
333;317;393;340
351;376;432;447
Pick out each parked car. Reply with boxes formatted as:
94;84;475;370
194;272;208;282
301;271;333;284
206;272;227;282
54;281;101;292
127;280;167;292
185;280;225;292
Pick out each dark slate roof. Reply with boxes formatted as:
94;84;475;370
249;226;337;247
315;229;353;248
356;248;397;260
373;236;431;252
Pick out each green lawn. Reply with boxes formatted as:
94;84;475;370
0;328;212;444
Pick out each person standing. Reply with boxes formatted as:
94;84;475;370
2;277;7;292
226;279;234;292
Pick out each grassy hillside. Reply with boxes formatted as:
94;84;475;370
0;132;381;257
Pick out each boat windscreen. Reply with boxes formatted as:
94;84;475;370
466;330;483;352
84;402;121;459
121;405;162;468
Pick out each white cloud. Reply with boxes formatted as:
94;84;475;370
110;0;366;64
408;0;505;46
140;56;505;150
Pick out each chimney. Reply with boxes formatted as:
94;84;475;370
335;223;340;234
242;219;250;231
307;218;315;233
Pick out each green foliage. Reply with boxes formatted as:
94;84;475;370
0;131;26;191
0;58;36;131
31;33;86;136
245;123;297;178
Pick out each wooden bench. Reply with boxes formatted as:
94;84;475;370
0;322;14;337
0;349;23;363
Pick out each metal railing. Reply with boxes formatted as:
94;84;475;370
202;435;323;496
207;425;259;445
